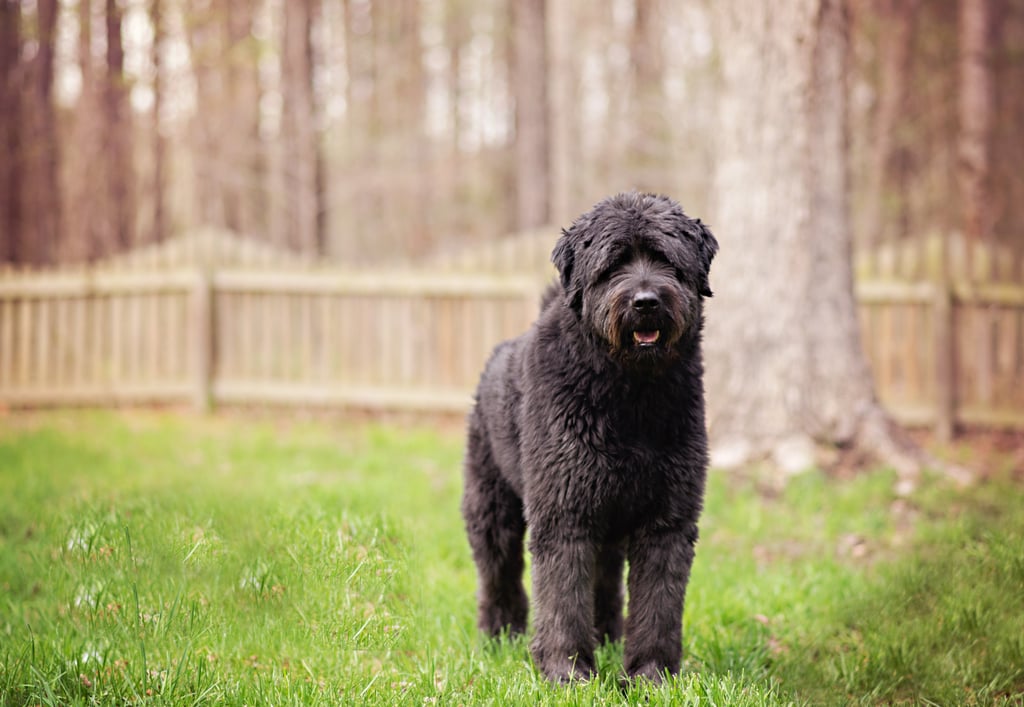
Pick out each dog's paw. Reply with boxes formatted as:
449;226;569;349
540;654;595;685
532;642;596;684
625;660;671;684
478;594;528;637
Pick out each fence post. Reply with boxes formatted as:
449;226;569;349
933;281;955;441
192;268;214;413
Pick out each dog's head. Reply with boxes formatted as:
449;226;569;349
551;192;718;368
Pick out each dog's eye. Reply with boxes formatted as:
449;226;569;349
593;266;617;285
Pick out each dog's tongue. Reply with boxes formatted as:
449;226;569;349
633;330;660;345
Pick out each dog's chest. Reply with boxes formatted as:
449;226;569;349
548;415;687;532
523;364;701;531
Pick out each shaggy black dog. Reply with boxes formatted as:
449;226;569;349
462;192;718;683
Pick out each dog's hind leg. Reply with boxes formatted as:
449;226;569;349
461;419;528;637
593;541;625;643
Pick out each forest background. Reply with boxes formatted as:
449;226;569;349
1;0;1021;271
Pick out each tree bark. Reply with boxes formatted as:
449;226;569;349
510;0;550;231
706;0;969;485
106;0;133;253
151;0;166;244
862;0;920;251
186;0;261;238
13;0;60;264
957;0;993;279
0;0;21;263
280;0;321;255
224;0;261;239
628;0;667;192
66;0;106;262
547;0;576;227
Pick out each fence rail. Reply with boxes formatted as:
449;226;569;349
1;265;1022;431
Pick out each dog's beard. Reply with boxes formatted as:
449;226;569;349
602;295;689;371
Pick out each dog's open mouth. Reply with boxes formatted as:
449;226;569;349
632;330;661;346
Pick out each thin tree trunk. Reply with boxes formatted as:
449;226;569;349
445;0;465;163
862;0;920;253
106;0;133;252
151;0;166;244
628;0;666;192
67;0;105;262
280;0;320;255
510;0;550;231
14;0;60;265
439;0;466;237
0;0;21;263
957;0;994;280
224;0;260;238
547;0;571;226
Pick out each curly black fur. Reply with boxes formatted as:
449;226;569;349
462;192;718;683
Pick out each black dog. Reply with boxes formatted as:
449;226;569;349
461;193;718;683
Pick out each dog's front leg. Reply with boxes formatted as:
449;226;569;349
623;524;697;682
528;533;597;683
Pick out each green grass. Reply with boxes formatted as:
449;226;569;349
1;411;1022;705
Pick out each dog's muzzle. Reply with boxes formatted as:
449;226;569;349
631;291;662;347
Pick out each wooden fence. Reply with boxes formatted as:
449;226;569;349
1;262;1023;431
0;267;540;413
856;280;1024;432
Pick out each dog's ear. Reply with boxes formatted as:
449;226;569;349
694;218;719;298
551;228;574;288
551;228;583;311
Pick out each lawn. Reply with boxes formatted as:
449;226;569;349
0;411;1022;706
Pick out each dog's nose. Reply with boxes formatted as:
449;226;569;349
632;291;660;312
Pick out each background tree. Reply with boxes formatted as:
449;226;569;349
705;0;967;484
510;0;549;231
1;0;60;264
958;0;994;278
105;0;133;253
187;0;263;238
64;0;104;261
0;0;1019;283
150;0;167;245
861;0;920;251
279;0;322;254
627;0;667;193
0;0;22;263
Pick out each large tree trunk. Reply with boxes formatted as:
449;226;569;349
510;0;550;231
706;0;968;485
